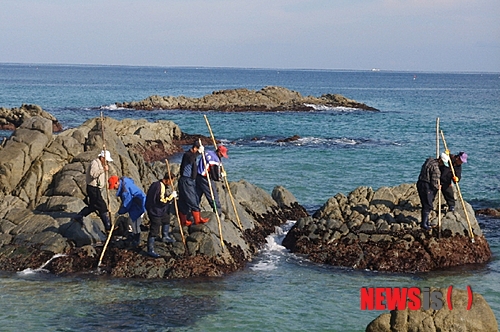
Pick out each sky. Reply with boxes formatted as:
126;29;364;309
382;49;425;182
1;0;499;72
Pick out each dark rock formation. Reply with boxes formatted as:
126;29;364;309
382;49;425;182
0;104;63;132
366;287;498;332
115;86;379;112
282;184;491;273
0;115;308;279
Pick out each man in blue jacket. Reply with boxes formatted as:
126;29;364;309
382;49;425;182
108;175;146;248
196;144;228;216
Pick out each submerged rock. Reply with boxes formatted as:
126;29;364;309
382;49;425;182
282;184;492;272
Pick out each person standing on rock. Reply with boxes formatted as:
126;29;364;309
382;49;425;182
145;173;177;258
108;175;146;248
417;152;449;230
440;151;467;212
178;141;209;226
74;150;113;232
196;144;228;216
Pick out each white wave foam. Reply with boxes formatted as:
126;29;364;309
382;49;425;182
249;221;295;271
304;104;359;112
17;253;66;275
100;104;129;110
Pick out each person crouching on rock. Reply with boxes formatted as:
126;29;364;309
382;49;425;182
178;140;209;226
108;175;146;248
417;152;449;230
145;173;177;258
74;150;113;232
196;144;228;216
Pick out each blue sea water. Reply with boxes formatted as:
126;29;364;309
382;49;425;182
0;63;499;331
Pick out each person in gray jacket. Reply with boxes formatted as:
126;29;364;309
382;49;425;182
74;150;113;231
416;152;449;230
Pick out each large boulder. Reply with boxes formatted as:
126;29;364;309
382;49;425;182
283;184;491;272
366;287;498;332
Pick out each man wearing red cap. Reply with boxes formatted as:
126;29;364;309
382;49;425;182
108;175;146;248
196;144;229;216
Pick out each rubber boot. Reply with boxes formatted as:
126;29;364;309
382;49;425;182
420;211;431;230
179;212;192;227
161;224;176;243
192;210;209;225
131;233;141;248
147;237;160;258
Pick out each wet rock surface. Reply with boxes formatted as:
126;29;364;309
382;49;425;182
282;184;492;273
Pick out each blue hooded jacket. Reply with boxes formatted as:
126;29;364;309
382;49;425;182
116;177;146;221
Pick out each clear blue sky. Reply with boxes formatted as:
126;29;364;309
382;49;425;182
1;0;499;72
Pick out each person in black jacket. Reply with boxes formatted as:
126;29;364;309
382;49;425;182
440;152;467;212
145;174;177;258
178;141;209;226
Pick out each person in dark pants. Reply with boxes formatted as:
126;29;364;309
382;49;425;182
108;175;146;248
178;141;209;226
145;174;177;258
440;152;467;212
196;145;228;216
417;152;449;230
75;150;113;231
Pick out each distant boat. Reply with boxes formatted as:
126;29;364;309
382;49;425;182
371;68;380;72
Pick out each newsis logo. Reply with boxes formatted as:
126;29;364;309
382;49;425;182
360;286;473;311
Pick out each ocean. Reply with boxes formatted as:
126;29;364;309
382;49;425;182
0;63;499;331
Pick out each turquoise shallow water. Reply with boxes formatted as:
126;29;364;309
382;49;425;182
0;64;499;331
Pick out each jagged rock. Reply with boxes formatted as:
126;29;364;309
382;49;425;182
366;288;498;332
115;86;379;112
0;115;309;279
283;183;491;272
0;104;63;132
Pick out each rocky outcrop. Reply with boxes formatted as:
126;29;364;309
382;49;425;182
0;104;63;132
115;86;379;112
282;184;491;272
0;115;308;278
366;287;498;332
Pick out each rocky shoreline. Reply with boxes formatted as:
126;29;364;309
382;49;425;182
0;110;497;330
115;86;380;112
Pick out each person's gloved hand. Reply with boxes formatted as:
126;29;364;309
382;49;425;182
221;171;226;178
169;191;178;200
198;144;204;154
452;176;459;183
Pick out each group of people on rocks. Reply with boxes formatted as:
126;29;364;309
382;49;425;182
74;140;228;258
416;151;468;230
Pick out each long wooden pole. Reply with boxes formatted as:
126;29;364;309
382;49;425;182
199;139;225;250
436;118;442;238
440;130;475;243
98;113;116;268
203;115;243;230
165;159;187;249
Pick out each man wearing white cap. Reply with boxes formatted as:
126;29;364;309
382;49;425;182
440;151;468;212
74;150;113;231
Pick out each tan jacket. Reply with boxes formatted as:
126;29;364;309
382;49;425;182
86;158;105;188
